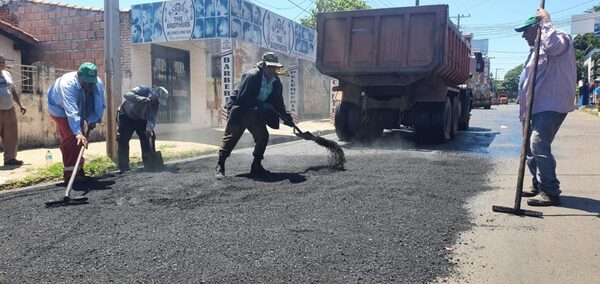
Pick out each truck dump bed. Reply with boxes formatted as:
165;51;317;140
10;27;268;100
316;5;470;87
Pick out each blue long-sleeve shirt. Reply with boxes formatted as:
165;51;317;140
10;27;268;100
47;72;106;135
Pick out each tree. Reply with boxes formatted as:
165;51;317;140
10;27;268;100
299;0;370;29
573;4;600;81
585;5;600;13
501;64;524;97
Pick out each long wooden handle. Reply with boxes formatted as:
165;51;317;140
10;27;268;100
514;0;546;210
65;146;86;198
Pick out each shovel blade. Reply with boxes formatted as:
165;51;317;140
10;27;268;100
492;205;543;218
154;151;164;167
45;196;89;208
143;151;165;172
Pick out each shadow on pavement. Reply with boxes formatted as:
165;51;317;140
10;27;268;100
467;127;494;132
236;172;307;183
341;127;499;154
73;179;116;195
543;195;600;217
301;165;337;173
0;164;23;171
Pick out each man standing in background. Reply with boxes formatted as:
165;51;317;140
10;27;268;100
0;54;26;166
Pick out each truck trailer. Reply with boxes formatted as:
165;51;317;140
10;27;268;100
316;5;474;143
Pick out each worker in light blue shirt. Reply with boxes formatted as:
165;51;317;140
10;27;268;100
47;62;106;182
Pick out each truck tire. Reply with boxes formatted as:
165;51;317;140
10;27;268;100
413;103;431;144
430;97;452;143
458;90;471;131
347;104;383;142
334;102;353;141
450;95;459;139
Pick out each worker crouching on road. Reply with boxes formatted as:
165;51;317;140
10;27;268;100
116;86;169;173
214;52;294;179
47;62;106;183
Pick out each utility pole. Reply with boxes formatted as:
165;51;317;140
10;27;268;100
415;0;419;5
494;67;503;94
450;14;471;31
495;68;502;82
104;0;121;159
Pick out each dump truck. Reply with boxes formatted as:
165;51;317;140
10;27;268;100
316;5;474;143
469;51;493;109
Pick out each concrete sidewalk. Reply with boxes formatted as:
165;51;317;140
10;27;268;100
0;118;334;185
441;109;600;283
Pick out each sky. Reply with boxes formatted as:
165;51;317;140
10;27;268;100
54;0;600;79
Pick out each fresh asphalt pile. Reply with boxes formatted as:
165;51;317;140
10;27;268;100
0;134;493;283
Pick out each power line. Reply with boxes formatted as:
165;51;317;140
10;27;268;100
250;0;304;10
379;0;395;7
488;50;530;54
293;0;314;20
368;0;384;9
285;0;312;15
553;0;596;15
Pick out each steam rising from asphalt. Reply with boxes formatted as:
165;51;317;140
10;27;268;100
314;136;346;170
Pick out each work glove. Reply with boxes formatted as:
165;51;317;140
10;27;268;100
536;8;550;23
258;101;274;112
282;113;294;127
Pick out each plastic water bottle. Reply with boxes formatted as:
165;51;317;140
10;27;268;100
45;150;53;165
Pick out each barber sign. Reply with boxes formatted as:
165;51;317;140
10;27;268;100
163;0;195;41
263;10;294;55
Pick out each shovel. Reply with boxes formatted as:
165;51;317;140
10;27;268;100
45;127;91;208
273;110;346;169
142;134;164;172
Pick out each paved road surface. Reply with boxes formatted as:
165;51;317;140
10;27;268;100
2;105;596;283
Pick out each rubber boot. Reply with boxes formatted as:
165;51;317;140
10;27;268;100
250;159;271;176
214;156;226;179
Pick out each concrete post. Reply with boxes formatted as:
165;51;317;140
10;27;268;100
104;0;121;159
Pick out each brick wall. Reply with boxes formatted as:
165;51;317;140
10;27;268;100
0;1;131;77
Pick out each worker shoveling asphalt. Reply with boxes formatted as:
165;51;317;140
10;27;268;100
214;51;345;179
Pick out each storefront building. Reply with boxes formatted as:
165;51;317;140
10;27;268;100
130;0;331;133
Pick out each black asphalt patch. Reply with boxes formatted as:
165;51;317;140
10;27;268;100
0;135;493;283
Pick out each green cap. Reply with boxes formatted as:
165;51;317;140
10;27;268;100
515;16;537;32
78;62;98;84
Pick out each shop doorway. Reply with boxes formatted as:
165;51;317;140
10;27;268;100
151;44;191;123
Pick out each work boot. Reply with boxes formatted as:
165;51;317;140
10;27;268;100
4;159;23;166
250;161;271;176
527;192;561;207
521;186;540;197
214;161;225;179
